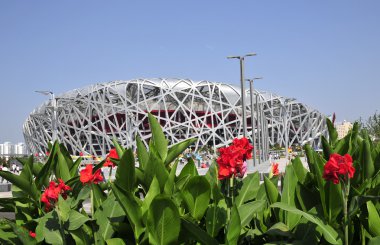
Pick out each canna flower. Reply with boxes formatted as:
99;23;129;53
271;163;279;177
29;231;36;238
80;164;103;184
323;153;355;184
103;148;119;168
217;137;253;180
40;179;71;211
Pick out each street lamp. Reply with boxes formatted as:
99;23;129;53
246;77;262;166
227;53;257;137
35;90;58;143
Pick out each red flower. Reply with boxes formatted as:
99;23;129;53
271;163;279;176
217;137;253;180
29;231;36;238
323;153;355;184
80;164;103;184
40;179;71;211
79;152;84;156
46;151;50;156
103;148;119;168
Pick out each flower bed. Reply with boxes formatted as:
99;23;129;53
0;115;379;244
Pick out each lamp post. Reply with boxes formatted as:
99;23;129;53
227;53;256;138
246;77;262;166
35;90;58;143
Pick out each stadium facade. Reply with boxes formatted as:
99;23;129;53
23;78;327;156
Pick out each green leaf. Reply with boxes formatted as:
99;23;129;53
147;195;181;245
36;141;59;189
264;176;280;205
70;157;82;177
148;113;168;161
227;204;241;245
182;176;211;220
0;170;38;201
115;148;136;192
144;150;169;191
106;238;126;245
91;183;106;211
57;196;72;222
165;138;197;166
136;135;149;170
180;217;219;245
349;195;380;218
112;138;125;159
325;181;342;225
70;226;93;245
178;158;198;180
266;222;292;237
321;136;332;160
281;165;301;229
369;236;380;245
69;210;90;230
164;161;178;195
7;220;36;245
367;201;380;236
326;118;338;146
56;146;71;181
271;202;340;245
111;183;144;240
291;157;307;184
361;136;375;179
206;199;227;237
35;211;63;244
238;199;266;227
235;172;260;207
94;195;125;240
142;177;161;217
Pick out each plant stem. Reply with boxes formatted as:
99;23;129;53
342;177;350;245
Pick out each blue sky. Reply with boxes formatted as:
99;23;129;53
1;1;380;143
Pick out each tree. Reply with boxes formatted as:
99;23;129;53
366;111;380;141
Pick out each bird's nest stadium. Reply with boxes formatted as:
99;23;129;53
23;78;327;157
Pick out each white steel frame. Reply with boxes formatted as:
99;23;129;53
23;78;326;157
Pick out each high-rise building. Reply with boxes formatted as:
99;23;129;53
336;121;353;139
14;142;27;155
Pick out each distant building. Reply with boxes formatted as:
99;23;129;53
336;121;353;139
0;142;28;156
14;143;27;155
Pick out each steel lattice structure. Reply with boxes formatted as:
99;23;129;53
23;78;326;156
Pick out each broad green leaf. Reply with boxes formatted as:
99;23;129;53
291;157;307;184
367;201;380;236
321;136;332;160
264;176;280;205
59;143;74;170
111;183;144;240
165;138;197;166
180;217;219;245
115;148;136;192
227;204;241;245
57;196;72;222
70;226;92;245
182;176;211;220
271;202;340;245
70;157;82;177
164;161;178;195
266;222;292;237
106;238;126;245
361;137;375;179
112;138;125;159
91;183;106;211
349;195;380;218
235;172;260;207
205;161;223;202
0;170;38;201
148;113;168;161
35;211;63;244
147;195;181;245
36;141;59;189
369;236;380;245
326;118;338;146
238;199;266;227
144;150;169;191
281;165;301;229
69;210;90;230
178;158;198;179
142;177;161;217
325;181;342;225
56;146;71;181
136;135;149;170
206;199;227;237
6;220;36;245
94;195;125;240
